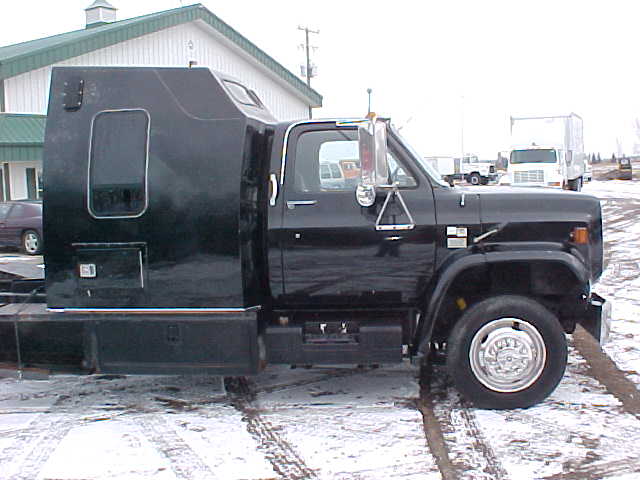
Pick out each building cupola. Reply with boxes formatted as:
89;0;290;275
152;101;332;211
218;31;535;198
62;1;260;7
85;1;117;28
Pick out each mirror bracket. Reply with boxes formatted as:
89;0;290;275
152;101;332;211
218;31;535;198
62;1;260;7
375;183;416;231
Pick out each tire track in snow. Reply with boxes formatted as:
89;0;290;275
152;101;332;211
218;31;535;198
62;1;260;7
0;413;75;480
455;400;509;480
541;457;640;480
418;364;509;480
135;414;217;480
571;326;640;419
418;376;458;480
254;367;367;396
226;376;317;480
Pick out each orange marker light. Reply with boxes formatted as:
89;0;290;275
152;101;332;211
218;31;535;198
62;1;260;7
571;227;589;244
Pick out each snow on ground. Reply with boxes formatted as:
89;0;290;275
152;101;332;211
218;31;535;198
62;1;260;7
583;179;640;201
0;367;437;479
584;179;640;387
469;347;640;479
254;365;438;479
0;179;639;480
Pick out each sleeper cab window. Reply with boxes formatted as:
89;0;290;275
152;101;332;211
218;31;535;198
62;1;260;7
223;80;263;108
88;109;149;218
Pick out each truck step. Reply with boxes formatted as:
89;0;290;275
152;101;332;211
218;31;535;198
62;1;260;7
266;325;402;365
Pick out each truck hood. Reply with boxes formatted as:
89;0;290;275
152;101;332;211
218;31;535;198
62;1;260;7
460;186;603;280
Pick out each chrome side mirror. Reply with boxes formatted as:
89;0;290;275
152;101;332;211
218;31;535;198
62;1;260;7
356;115;388;207
356;184;376;207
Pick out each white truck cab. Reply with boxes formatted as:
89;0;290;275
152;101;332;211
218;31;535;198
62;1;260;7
504;114;585;191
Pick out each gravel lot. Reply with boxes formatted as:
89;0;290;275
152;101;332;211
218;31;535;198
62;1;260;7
1;176;639;480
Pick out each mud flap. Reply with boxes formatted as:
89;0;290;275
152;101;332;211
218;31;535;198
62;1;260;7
578;293;611;345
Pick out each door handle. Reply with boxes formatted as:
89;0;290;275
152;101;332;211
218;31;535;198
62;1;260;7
269;173;278;207
287;200;317;209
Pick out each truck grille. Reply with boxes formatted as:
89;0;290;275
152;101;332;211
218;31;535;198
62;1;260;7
513;170;544;183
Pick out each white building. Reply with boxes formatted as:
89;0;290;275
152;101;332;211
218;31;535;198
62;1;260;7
0;1;322;200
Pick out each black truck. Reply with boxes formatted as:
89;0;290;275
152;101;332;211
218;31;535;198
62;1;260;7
0;67;611;409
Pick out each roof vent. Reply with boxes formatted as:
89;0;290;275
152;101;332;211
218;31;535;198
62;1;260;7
85;0;117;28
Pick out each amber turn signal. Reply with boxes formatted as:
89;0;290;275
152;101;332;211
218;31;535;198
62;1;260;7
571;227;589;244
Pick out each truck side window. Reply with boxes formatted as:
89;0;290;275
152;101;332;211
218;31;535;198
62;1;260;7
0;204;11;220
387;153;417;188
294;129;416;192
88;109;149;218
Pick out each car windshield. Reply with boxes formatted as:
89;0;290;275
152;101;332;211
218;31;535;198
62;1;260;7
510;149;557;164
390;126;450;187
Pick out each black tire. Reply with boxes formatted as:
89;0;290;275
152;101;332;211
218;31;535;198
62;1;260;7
446;295;567;409
568;177;582;191
21;230;42;255
468;173;481;185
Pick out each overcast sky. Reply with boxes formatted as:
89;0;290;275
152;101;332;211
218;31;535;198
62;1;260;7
2;0;640;158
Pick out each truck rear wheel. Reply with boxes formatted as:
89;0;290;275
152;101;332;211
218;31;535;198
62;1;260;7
467;173;482;185
446;295;567;409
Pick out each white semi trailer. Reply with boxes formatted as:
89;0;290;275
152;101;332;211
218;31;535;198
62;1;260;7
506;114;585;191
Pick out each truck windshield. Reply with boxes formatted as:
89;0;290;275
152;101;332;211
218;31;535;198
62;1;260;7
510;149;557;164
390;127;449;187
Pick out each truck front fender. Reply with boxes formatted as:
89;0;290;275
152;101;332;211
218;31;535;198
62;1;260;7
416;248;589;355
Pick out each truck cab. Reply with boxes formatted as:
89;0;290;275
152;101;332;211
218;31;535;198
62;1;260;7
1;67;610;410
506;114;586;191
507;145;585;190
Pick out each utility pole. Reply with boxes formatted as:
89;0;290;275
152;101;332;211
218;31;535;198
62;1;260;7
367;88;372;114
298;25;319;119
460;95;465;163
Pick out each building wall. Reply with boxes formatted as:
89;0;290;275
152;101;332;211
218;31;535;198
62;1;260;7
4;21;309;120
7;160;41;200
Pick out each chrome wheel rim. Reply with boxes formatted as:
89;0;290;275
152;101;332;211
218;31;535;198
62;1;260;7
24;233;39;254
469;318;546;393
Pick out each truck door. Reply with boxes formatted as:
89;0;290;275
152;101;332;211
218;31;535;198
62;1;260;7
275;122;437;307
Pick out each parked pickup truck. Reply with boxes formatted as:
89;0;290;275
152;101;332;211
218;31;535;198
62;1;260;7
0;67;610;409
426;155;498;186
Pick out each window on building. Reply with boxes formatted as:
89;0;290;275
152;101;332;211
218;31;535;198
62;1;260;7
26;168;37;200
88;109;149;218
37;169;43;199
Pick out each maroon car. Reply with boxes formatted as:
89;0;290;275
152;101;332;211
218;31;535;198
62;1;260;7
0;200;43;255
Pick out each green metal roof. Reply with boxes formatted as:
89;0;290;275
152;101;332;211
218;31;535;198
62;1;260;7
0;3;322;107
0;113;46;145
0;145;42;162
0;114;45;162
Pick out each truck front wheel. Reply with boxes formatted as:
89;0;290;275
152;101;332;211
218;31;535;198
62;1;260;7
568;177;583;191
446;295;567;409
